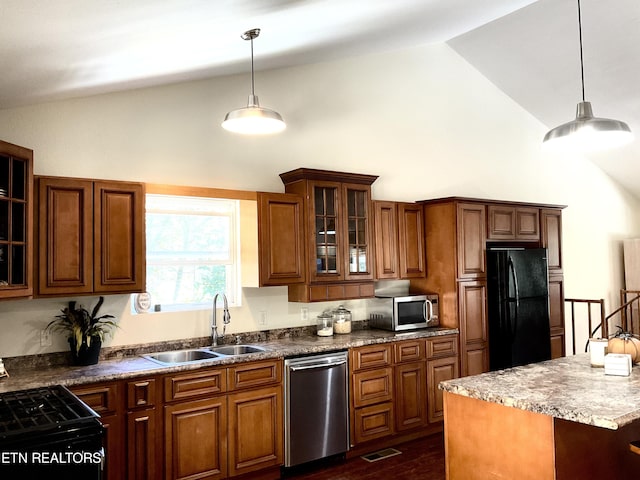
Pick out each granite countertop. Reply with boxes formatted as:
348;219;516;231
440;354;640;430
0;327;457;394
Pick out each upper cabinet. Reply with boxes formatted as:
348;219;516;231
256;192;305;286
35;176;145;296
280;168;378;302
487;205;540;241
0;140;33;300
373;201;426;280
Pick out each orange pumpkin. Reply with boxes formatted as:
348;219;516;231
608;334;640;364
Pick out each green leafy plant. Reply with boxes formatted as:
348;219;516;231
46;296;117;354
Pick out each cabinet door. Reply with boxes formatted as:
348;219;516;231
398;203;426;278
309;180;344;282
257;192;305;286
549;275;565;358
127;408;158;480
36;177;93;295
342;183;374;281
459;280;489;376
541;208;563;272
394;361;427;431
228;386;283;477
165;397;227;480
373;201;398;279
427;356;459;423
515;207;540;240
352;402;394;445
456;203;486;279
487;205;515;240
0;140;33;299
94;181;145;293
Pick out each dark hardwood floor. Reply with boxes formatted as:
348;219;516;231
284;434;445;480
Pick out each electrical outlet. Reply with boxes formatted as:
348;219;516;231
259;311;268;326
300;307;309;323
40;329;52;347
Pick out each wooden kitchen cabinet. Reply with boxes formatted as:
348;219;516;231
280;168;378;302
0;140;33;300
487;205;540;241
549;275;566;358
126;377;160;480
71;381;125;480
227;360;283;477
165;397;228;480
394;361;427;432
541;208;563;273
35;176;145;296
257;192;305;286
373;201;426;280
227;385;283;477
413;198;565;377
426;335;459;423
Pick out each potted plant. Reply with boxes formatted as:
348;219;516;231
46;296;117;366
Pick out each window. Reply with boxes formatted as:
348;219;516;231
142;194;240;312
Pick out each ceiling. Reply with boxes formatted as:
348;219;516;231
2;0;640;198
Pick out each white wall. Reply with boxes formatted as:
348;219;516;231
0;43;638;357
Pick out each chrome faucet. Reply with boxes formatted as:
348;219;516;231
212;293;231;347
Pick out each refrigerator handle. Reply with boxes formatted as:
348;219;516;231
508;257;519;337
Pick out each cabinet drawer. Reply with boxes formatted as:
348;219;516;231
394;340;425;363
352;367;393;407
353;402;394;445
426;335;458;359
164;368;226;402
126;378;157;409
228;360;282;391
71;382;121;416
350;344;393;371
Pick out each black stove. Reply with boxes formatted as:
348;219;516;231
0;385;104;477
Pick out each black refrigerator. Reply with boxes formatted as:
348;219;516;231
487;248;551;371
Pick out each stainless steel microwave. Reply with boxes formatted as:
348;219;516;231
368;293;439;331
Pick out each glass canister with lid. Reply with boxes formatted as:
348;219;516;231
332;305;352;334
316;311;334;337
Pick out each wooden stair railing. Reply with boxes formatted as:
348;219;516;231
565;291;640;355
564;298;606;355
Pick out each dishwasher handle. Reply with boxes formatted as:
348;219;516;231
288;359;347;372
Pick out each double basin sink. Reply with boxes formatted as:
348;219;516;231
143;345;268;366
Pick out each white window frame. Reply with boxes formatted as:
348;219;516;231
140;193;241;313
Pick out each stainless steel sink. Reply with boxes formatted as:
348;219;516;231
209;345;267;355
143;349;222;365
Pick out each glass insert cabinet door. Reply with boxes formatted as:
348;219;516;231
313;185;341;278
0;142;32;298
310;182;373;282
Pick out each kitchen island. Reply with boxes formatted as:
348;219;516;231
440;354;640;479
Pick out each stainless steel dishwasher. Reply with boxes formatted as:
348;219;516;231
284;350;349;467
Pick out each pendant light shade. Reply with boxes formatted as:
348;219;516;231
222;29;286;135
543;0;632;150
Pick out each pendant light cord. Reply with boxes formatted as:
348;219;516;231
250;36;255;97
578;0;585;102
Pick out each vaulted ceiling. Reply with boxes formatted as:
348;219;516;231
2;0;639;197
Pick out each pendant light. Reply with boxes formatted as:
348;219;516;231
222;28;286;135
543;0;632;150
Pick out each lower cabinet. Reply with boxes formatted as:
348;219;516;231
127;408;159;480
350;335;459;448
228;386;283;477
72;360;282;480
394;361;427;432
165;397;228;480
70;381;125;480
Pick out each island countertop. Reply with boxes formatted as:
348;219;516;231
440;353;640;430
